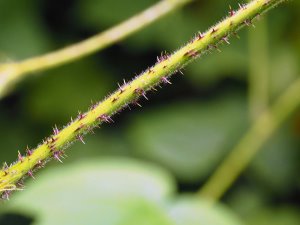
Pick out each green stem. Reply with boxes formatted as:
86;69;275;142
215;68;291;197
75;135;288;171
0;0;192;97
0;0;286;199
198;77;300;202
248;18;269;119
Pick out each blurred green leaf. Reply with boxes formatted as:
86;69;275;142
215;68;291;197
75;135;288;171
5;158;244;225
127;94;248;182
168;196;244;225
7;158;176;225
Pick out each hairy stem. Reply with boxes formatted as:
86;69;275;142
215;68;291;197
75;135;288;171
0;0;192;97
198;77;300;202
0;0;286;199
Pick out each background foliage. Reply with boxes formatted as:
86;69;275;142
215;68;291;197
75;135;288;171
0;0;299;224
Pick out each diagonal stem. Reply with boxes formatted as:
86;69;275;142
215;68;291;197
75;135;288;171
0;0;286;199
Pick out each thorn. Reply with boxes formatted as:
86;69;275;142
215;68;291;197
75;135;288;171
239;3;247;10
2;162;9;175
77;135;85;144
28;170;35;179
161;77;172;84
18;151;23;163
229;5;235;17
26;146;32;156
211;28;218;34
134;88;148;100
197;32;204;40
53;151;63;163
51;137;58;143
88;127;95;134
244;19;251;26
148;68;154;74
90;101;97;110
178;69;184;75
98;114;114;123
151;86;158;92
2;191;10;200
125;103;132;111
78;112;86;120
3;162;8;169
16;180;25;189
53;125;59;135
222;36;230;44
157;51;170;63
244;19;255;28
118;82;125;94
142;93;148;100
134;101;142;107
35;160;44;169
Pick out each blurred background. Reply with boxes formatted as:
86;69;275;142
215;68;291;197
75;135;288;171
0;0;299;224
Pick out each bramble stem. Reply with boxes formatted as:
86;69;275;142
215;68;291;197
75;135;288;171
0;0;286;198
0;0;192;97
198;77;300;202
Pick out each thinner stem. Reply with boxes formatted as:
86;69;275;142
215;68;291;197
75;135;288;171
248;18;269;119
0;0;192;97
198;77;300;202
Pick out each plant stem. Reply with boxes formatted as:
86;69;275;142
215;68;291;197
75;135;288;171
0;0;286;199
0;0;192;97
198;77;300;202
248;18;269;120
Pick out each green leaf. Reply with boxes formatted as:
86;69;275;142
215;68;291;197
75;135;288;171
167;196;244;225
7;158;176;225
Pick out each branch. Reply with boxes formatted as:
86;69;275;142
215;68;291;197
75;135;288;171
0;0;286;199
198;76;300;202
248;18;269;119
0;0;192;97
